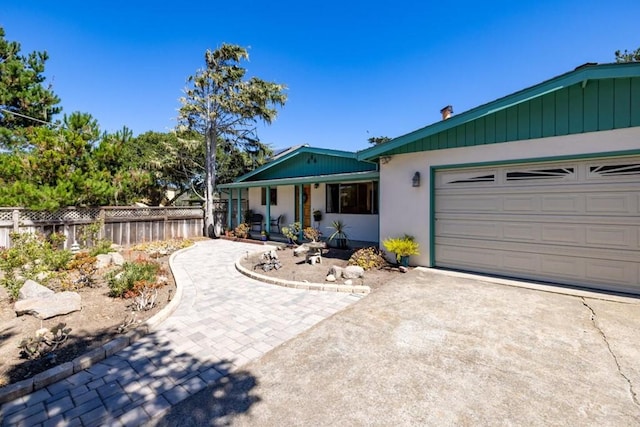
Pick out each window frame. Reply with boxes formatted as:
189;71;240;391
261;187;277;206
325;181;378;215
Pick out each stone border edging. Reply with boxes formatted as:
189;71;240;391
235;249;370;294
0;244;193;405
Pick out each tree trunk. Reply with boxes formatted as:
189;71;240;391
204;125;217;237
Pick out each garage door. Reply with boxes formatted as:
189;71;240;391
435;156;640;294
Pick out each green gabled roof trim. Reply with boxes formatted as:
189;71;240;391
357;62;640;160
218;170;379;189
234;145;372;183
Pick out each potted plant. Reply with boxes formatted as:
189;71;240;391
260;230;269;241
327;220;348;249
382;234;420;267
303;226;321;242
234;223;250;239
313;209;322;222
281;222;301;245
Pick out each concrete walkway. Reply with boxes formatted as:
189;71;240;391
0;240;362;426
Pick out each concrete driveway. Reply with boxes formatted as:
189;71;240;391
152;268;640;426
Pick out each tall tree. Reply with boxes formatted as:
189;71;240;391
178;44;286;236
615;47;640;63
367;136;392;145
0;27;61;132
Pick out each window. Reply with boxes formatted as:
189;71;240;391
326;182;378;214
261;188;277;205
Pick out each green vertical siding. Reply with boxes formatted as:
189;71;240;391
614;78;631;128
388;77;639;156
632;78;640;126
568;84;583;133
529;96;543;139
598;79;615;130
583;80;599;132
254;153;375;180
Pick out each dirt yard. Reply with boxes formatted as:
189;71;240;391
0;249;175;388
238;244;408;291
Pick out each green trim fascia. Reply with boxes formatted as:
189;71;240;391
429;166;436;267
358;62;640;161
233;146;364;183
431;148;640;172
218;170;379;189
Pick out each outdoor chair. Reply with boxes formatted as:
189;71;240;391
250;213;264;231
270;215;283;233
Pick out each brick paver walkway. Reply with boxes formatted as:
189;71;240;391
0;240;362;426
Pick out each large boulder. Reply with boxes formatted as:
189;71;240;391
95;254;112;269
14;291;81;320
109;252;125;266
293;245;309;257
328;265;344;278
343;265;365;279
18;280;55;300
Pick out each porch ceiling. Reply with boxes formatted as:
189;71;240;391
217;170;379;189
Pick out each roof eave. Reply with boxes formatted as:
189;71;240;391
357;62;640;161
218;170;379;189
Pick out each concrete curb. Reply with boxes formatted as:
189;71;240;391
0;244;192;405
235;250;370;294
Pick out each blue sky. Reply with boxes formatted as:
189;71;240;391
2;1;638;152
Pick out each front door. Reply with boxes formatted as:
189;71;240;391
294;185;311;228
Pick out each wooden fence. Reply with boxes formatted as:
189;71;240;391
0;206;205;249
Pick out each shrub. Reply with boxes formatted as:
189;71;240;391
0;232;73;300
77;220;113;256
234;223;250;239
107;259;161;298
67;252;98;288
282;222;301;243
303;227;321;242
18;323;71;360
348;247;388;270
382;234;420;263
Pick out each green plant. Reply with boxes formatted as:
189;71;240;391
18;323;72;360
281;222;301;244
67;252;98;288
77;220;113;256
107;259;161;297
303;227;321;242
234;223;250;239
327;220;348;248
382;234;420;263
348;247;388;270
0;232;73;300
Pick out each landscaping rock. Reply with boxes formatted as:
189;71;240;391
14;291;81;319
399;266;409;273
328;266;344;278
95;254;112;269
343;265;365;279
293;245;309;257
18;280;54;300
325;274;336;282
344;279;353;286
110;252;125;266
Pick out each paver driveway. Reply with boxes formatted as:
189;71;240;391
0;240;362;426
153;267;640;426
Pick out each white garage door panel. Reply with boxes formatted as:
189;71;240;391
437;219;639;249
435;156;640;294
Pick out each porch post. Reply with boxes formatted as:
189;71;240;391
265;186;271;234
297;184;304;241
227;189;233;231
236;188;243;227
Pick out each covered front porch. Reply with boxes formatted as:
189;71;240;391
217;146;381;244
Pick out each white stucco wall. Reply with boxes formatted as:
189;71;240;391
379;127;640;266
246;183;379;242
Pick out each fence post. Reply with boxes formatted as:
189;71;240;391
12;209;19;233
